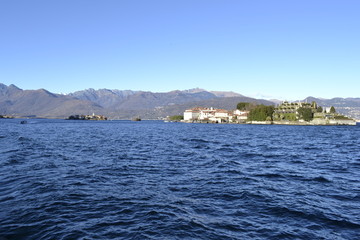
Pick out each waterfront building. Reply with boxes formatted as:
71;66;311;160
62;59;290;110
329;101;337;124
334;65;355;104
273;101;315;121
183;107;248;123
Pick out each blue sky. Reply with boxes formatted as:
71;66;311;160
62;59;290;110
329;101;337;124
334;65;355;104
0;0;359;100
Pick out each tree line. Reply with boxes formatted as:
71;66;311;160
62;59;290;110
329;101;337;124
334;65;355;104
237;102;274;121
237;101;337;122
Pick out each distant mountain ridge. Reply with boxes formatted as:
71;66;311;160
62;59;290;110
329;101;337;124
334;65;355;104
70;88;222;110
303;96;360;119
0;83;265;119
69;89;139;109
304;96;360;108
1;83;360;120
0;83;104;118
68;87;244;110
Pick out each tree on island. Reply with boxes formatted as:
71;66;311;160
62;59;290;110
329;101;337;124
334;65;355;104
297;107;313;121
168;115;183;121
248;105;274;121
236;102;253;111
330;106;336;113
317;106;323;113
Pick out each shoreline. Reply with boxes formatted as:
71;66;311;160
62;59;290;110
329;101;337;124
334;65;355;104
2;117;358;126
182;120;357;126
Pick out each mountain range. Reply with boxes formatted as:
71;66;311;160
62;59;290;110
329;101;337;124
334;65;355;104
1;83;360;120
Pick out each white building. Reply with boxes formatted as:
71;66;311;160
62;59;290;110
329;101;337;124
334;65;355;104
184;108;201;121
183;107;232;123
233;109;249;122
199;108;216;120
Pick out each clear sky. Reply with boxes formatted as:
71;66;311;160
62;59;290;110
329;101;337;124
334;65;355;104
0;0;359;100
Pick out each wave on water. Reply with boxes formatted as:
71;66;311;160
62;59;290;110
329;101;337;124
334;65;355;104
0;120;360;239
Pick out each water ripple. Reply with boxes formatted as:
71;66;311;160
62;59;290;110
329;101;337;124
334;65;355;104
0;120;359;239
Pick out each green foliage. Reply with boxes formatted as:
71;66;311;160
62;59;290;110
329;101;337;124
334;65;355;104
248;105;274;121
330;106;336;113
236;102;252;111
317;106;323;113
334;115;352;120
273;112;298;121
169;115;183;121
283;113;297;121
273;113;280;120
297;107;313;121
312;101;317;109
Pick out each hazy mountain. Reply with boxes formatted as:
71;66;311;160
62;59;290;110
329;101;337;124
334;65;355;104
304;96;360;107
1;83;360;120
0;83;243;119
115;90;219;110
0;83;104;118
210;91;243;98
303;96;360;119
181;88;207;94
69;88;138;108
68;88;219;110
269;99;283;105
181;88;243;97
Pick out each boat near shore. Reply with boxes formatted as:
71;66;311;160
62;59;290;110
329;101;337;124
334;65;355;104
132;117;141;121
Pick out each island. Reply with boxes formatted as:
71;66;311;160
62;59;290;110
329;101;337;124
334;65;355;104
66;113;107;120
0;115;14;119
132;117;141;121
270;101;356;125
183;101;356;125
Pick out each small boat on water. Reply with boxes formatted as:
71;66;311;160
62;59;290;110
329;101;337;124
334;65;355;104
20;120;27;124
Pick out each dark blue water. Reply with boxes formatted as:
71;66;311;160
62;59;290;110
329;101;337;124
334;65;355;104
1;119;359;240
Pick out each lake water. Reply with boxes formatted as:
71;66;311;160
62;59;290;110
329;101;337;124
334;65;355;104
0;119;359;239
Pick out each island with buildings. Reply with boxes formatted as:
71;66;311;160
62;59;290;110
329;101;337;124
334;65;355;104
183;107;248;124
0;115;14;119
182;101;356;125
66;113;107;120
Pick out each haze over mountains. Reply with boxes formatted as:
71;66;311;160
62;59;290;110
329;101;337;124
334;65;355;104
0;84;105;118
1;83;360;120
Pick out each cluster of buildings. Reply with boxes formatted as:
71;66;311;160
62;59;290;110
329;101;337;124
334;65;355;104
183;101;356;125
273;101;313;114
273;101;315;121
67;113;107;120
183;107;248;123
272;101;350;122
